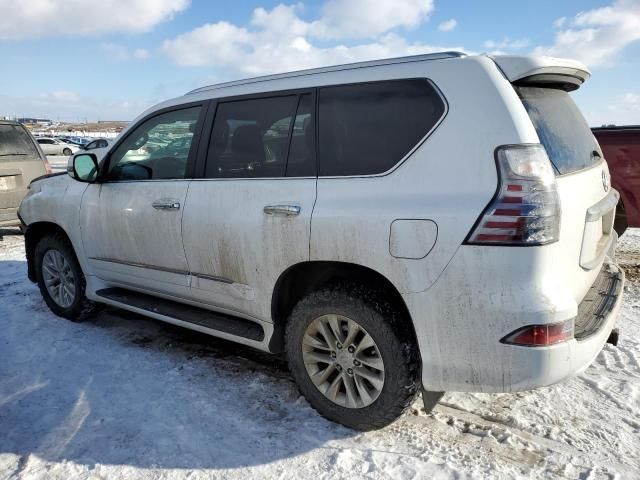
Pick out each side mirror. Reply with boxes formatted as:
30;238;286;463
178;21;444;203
68;153;99;182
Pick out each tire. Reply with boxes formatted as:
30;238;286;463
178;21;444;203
34;233;98;322
285;284;420;430
63;148;72;156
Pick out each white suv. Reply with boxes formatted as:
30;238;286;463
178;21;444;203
18;52;625;430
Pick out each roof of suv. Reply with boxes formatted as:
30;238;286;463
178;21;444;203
187;51;467;95
186;52;590;96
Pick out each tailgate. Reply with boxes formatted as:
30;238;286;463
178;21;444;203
516;84;617;303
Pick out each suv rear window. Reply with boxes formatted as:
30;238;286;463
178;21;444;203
0;124;40;160
517;87;601;175
318;79;445;176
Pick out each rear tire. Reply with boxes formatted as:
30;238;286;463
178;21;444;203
34;234;97;322
285;284;420;430
62;148;72;156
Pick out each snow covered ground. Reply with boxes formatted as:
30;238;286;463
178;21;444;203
0;228;638;479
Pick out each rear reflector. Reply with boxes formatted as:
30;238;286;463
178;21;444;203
501;319;574;347
466;144;560;246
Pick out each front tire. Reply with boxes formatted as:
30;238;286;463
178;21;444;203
286;284;420;430
34;234;97;322
62;147;72;156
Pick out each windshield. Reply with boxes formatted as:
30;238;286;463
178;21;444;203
0;124;41;159
517;86;601;175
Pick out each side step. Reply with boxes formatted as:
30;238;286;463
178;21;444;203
95;287;265;342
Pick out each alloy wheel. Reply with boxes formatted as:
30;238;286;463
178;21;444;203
302;314;385;408
42;249;76;308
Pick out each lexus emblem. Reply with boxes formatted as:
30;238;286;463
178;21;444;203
602;170;610;192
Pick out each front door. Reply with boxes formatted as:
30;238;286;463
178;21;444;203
80;105;205;296
182;91;317;321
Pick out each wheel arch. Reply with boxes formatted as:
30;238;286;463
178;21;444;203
24;221;73;282
269;261;418;355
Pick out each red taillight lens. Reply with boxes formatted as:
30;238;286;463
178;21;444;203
501;319;574;347
43;157;53;175
466;145;560;246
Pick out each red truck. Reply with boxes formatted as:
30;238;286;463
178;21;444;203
593;125;640;235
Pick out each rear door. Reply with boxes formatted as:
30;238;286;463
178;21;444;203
0;124;46;225
80;104;206;296
182;90;317;322
516;86;617;300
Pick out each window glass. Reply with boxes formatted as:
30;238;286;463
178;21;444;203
0;125;40;160
108;106;201;181
286;94;315;177
206;96;298;178
318;79;445;176
517;87;601;175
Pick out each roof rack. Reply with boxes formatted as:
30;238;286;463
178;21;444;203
186;51;466;95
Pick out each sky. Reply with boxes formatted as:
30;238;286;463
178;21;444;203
0;0;638;126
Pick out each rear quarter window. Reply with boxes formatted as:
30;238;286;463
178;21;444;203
517;87;601;175
318;79;446;176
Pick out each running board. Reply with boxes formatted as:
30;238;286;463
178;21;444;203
95;287;265;342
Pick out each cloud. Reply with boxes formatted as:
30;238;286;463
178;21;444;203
0;0;190;39
0;90;154;122
583;92;640;126
163;2;462;75
483;38;530;50
438;19;457;32
100;43;150;61
533;0;640;67
313;0;434;39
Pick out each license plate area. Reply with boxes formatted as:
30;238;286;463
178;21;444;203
579;189;619;270
0;176;18;191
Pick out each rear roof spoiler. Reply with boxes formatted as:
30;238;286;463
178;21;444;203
489;55;591;91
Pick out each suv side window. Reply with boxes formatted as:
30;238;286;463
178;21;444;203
318;79;445;176
107;106;201;181
205;94;315;178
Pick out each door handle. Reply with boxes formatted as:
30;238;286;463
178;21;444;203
152;199;181;211
263;204;301;216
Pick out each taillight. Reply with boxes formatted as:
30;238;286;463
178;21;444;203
501;319;574;347
43;157;53;175
466;144;560;245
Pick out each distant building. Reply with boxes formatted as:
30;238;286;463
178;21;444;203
17;117;52;125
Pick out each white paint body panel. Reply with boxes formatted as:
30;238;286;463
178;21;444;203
181;178;316;321
18;53;624;394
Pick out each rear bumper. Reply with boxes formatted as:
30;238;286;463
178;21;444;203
404;246;625;393
0;207;20;227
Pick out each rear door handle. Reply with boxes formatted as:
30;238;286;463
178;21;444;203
263;204;301;216
152;199;181;211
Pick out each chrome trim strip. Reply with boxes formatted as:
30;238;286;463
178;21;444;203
89;257;189;276
89;257;235;284
192;272;234;284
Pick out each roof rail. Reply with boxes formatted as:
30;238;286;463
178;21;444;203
186;51;466;95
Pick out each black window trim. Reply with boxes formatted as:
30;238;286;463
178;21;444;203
194;87;317;181
97;100;209;183
316;77;448;179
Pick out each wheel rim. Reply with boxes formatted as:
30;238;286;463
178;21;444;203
42;249;76;308
302;314;385;409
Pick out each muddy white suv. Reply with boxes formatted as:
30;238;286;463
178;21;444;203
18;53;625;430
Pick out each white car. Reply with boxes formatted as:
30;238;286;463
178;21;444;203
18;52;624;430
36;137;79;156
